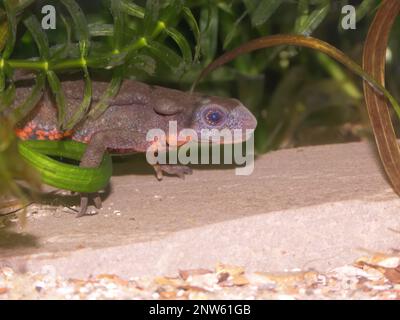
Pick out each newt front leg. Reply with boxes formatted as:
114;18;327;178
78;130;111;217
77;129;143;217
78;129;192;217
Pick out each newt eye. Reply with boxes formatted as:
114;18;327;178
204;109;225;126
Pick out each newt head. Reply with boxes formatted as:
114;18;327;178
189;95;257;144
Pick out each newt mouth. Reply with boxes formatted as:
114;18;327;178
193;128;255;144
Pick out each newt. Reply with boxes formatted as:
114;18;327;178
8;78;257;217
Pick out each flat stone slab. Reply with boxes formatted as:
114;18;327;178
1;141;400;278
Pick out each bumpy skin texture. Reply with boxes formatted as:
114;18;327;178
12;79;257;216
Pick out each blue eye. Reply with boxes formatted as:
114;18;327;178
205;109;224;125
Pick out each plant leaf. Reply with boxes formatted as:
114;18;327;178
143;0;161;37
88;68;123;119
182;6;200;61
251;0;285;27
165;27;192;64
295;1;330;36
18;140;112;193
10;72;46;124
0;82;15;112
0;10;8;52
87;51;127;68
50;14;72;60
61;0;90;46
159;0;183;25
47;70;66;126
64;65;92;130
362;0;400;196
126;53;156;76
111;0;125;51
199;3;218;63
60;0;91;128
146;40;184;75
120;0;145;19
2;0;17;59
223;11;247;49
23;14;49;59
88;23;114;37
356;0;378;22
11;0;35;13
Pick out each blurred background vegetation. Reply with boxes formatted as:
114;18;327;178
1;0;400;205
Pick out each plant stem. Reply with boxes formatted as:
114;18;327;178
6;59;47;70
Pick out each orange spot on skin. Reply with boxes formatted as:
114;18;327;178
25;127;33;134
16;123;75;142
167;135;192;147
46;129;62;141
36;130;48;136
64;130;73;137
150;135;167;153
15;129;28;140
166;134;178;146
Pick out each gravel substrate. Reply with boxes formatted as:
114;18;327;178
1;254;400;300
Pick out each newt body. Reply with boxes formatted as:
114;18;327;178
10;79;257;216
